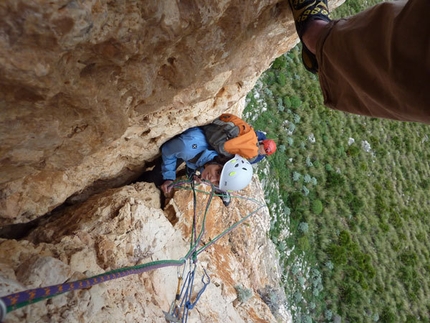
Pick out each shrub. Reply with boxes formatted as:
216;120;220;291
301;315;312;323
405;315;418;323
369;135;379;149
420;179;430;189
381;308;396;323
391;136;401;149
340;284;362;306
293;171;302;182
297;276;305;287
338;231;352;246
325;172;345;190
379;222;390;232
349;196;364;215
327;244;348;265
258;285;285;316
344;191;354;204
272;56;286;69
288;192;305;213
290;96;302;109
398;252;418;266
359;162;368;171
345;266;364;283
278;144;287;152
235;285;253;303
346;145;360;157
389;212;403;228
298;222;309;234
297;235;310;250
277;241;287;251
277;73;287;86
283;96;292;108
293;291;303;303
325;261;334;270
322;134;329;143
311;199;323;214
302;186;310;196
363;264;376;279
291;264;300;276
289;122;296;133
325;163;333;172
325;309;333;320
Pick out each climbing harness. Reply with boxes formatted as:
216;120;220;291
0;178;265;323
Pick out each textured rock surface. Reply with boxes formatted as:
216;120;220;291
0;0;345;321
0;179;288;322
0;0;344;223
0;0;302;224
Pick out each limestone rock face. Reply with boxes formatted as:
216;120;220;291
0;179;289;323
0;0;345;321
0;0;300;224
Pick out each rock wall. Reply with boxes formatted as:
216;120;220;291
1;179;289;323
0;0;301;224
0;0;345;321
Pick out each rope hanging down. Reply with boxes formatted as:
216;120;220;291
0;178;265;323
163;179;265;322
164;178;215;323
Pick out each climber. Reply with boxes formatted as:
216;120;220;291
136;127;254;207
251;130;277;164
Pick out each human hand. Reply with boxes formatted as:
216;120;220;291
160;180;174;195
192;174;202;184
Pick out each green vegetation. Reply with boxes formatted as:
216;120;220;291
235;284;253;303
244;1;430;322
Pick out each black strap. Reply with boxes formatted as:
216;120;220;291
188;151;204;164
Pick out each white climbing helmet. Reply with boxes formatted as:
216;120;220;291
218;154;253;192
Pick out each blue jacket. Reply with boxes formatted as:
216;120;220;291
250;130;267;164
161;127;218;181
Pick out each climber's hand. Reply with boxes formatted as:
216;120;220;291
192;174;202;184
160;180;174;195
